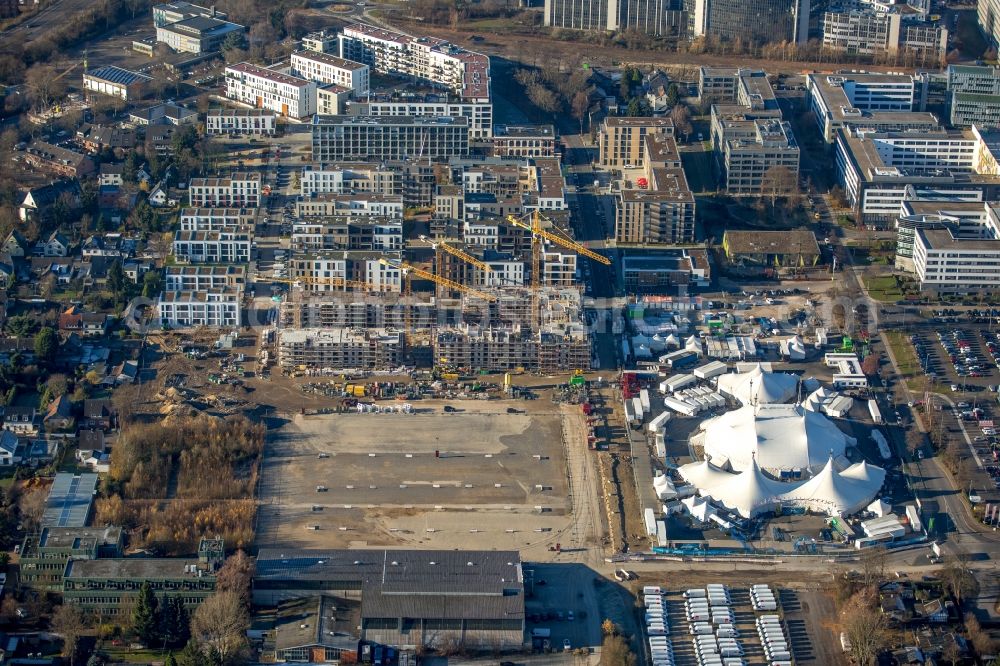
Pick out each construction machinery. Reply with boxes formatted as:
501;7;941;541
505;212;611;330
378;258;497;303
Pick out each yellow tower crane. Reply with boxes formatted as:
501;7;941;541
418;235;490;299
269;275;384;292
378;258;497;303
505;212;611;330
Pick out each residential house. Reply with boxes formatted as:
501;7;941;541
43;395;75;431
145;125;177;156
82;400;114;431
99;164;124;187
0;338;35;366
76;125;137;155
148;181;176;207
43;231;70;257
3;230;29;257
24;141;94;178
107;360;138;385
25;438;61;466
129;102;198;126
76;430;110;473
19;181;82;223
123;260;154;283
0;431;20;466
3;407;39;436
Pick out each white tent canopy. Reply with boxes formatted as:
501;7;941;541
780;335;806;360
778;457;885;517
653;473;678;500
717;364;798;406
702;403;854;476
678;459;734;489
704;457;787;518
682;494;717;522
867;498;892;517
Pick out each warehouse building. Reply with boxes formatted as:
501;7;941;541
83;66;152;101
252;549;524;651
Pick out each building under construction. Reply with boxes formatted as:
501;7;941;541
277;327;404;372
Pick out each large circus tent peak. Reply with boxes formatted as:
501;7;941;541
703;456;788;518
701;403;855;475
717;364;798;406
778;456;887;516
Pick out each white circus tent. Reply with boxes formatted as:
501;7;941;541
678;459;734;489
717;364;798;406
778;457;886;516
704;457;787;518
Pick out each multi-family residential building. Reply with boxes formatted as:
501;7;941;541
947;64;1000;129
205;109;276;135
806;71;935;143
295;193;405;218
349;96;493;140
157;289;241;327
179;207;255;231
188;173;261;207
338;24;490;102
290;219;403;252
82;66;152;101
614;134;695;244
225;63;316;119
290;50;369;94
277;328;403;371
980;0;1000;50
598;117;674;168
172;231;252;263
24;142;94;178
153;2;244;54
821;10;947;64
491;125;557;158
311;115;469;162
288;251;403;292
164;265;246;292
301;29;338;53
834;126;1000;223
298;161;435;206
316;84;352;115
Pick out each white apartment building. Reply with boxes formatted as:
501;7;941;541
289;251;403;292
206;109;276;135
806;72;934;143
188;174;261;208
301;29;338;53
834;126;1000;223
172;231;252;263
290;219;403;251
295;194;405;218
179;207;255;231
350;99;493;140
338;24;490;102
542;250;577;288
912;203;1000;294
290;50;369;94
165;265;246;292
157;288;241;328
225;62;316;119
472;256;525;288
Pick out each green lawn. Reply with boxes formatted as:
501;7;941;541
100;647;171;664
884;330;918;377
864;274;904;302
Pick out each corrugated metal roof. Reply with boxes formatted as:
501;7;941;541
42;473;98;528
85;66;153;86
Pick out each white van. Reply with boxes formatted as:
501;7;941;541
684;589;707;598
716;628;738;638
643;586;663;595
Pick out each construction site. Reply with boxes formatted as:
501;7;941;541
270;212;611;375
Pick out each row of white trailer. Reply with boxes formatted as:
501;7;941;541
643;587;676;666
683;585;747;666
756;614;792;665
751;585;778;611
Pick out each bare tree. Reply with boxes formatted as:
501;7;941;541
571;91;590;133
190;591;250;665
51;604;86;662
964;612;995;657
858;545;887;589
942;557;976;605
670;104;693;140
760;165;798;207
841;588;888;666
25;64;66;112
19;487;47;531
216;549;254;607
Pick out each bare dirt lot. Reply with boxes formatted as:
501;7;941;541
255;401;586;553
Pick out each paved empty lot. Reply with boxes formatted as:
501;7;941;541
256;402;585;552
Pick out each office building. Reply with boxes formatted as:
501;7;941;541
157;289;242;328
83;66;151;101
905;202;1000;294
598;117;674;168
156;15;244;54
543;0;620;30
206;109;276;135
806;71;934;143
63;539;222;615
980;0;1000;50
338;24;490;102
947;64;1000;128
20;526;124;590
312;116;469;162
290;50;370;94
152;1;224;26
821;10;947;64
834;126;1000;223
687;0;810;45
225;63;316;119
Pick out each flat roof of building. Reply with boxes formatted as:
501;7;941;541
265;596;361;651
313;114;468;127
227;62;312;88
604;116;674;129
65;557;207;579
919;226;1000;250
725;230;820;255
494;124;555;138
292;50;368;71
206;108;274;118
36;525;122;551
85;65;153;86
42;473;98;528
